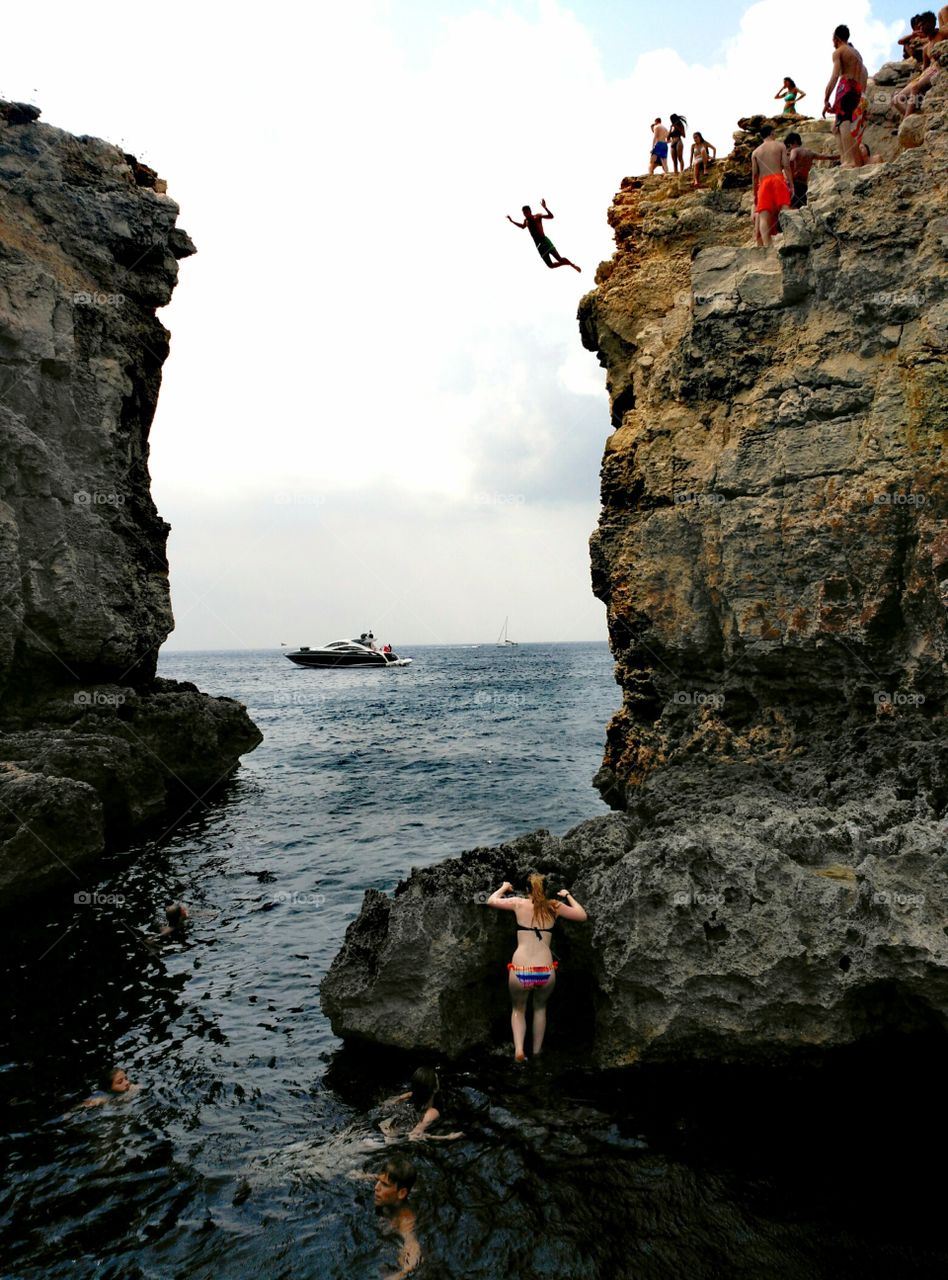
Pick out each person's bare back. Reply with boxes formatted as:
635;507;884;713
752;137;789;178
652;122;669;143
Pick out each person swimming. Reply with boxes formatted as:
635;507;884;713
380;1066;463;1142
486;872;587;1061
82;1066;140;1108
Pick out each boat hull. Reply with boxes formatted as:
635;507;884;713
285;651;409;669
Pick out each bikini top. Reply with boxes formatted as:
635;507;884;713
517;923;554;941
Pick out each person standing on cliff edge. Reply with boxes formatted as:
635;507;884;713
507;200;581;272
822;24;868;167
751;125;793;249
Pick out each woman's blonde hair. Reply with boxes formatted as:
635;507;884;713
528;872;559;926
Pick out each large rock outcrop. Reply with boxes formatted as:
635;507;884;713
323;68;947;1066
0;103;261;900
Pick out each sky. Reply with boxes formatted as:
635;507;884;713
1;1;906;647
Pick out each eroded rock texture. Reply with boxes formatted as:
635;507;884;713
324;69;947;1066
0;103;261;900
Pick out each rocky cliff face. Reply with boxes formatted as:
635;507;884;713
0;102;261;901
323;65;947;1066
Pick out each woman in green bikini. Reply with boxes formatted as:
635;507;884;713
774;77;806;114
487;872;587;1061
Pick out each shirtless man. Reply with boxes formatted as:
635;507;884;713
751;125;793;248
506;199;581;272
784;132;838;207
373;1157;421;1280
822;24;868;167
649;118;669;174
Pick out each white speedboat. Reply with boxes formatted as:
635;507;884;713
285;639;412;669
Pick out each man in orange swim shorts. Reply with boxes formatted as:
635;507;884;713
751;125;793;248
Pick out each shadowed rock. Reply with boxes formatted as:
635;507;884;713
0;102;261;900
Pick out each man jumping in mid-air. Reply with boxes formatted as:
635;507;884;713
506;199;581;272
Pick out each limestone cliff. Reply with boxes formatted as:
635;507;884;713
323;65;947;1066
0;102;261;901
581;60;946;807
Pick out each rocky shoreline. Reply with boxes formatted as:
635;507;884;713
0;102;261;901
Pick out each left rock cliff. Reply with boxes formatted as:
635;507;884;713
0;101;262;902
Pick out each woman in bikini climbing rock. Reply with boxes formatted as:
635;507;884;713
486;872;587;1062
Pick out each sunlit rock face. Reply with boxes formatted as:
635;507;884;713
0;103;261;900
580;74;946;806
324;71;947;1067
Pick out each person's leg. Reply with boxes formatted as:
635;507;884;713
508;970;529;1060
759;209;773;248
531;973;556;1055
838;120;856;166
544;250;581;273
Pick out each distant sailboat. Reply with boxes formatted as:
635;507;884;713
496;617;518;647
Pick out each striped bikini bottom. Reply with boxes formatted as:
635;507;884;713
508;962;558;988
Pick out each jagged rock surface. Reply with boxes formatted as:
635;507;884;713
0;104;261;900
324;70;947;1066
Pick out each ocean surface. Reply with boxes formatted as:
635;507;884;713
2;644;947;1279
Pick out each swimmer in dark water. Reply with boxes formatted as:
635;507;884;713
380;1066;464;1142
83;1067;140;1107
352;1156;422;1279
506;200;581;272
486;872;587;1061
160;901;189;938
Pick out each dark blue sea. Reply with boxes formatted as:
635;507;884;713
3;644;947;1279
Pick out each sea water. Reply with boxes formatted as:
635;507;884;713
1;645;946;1279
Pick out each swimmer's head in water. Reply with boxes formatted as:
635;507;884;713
103;1067;130;1093
410;1066;438;1107
165;902;188;927
374;1156;416;1206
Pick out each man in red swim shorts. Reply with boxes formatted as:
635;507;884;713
751;125;793;248
822;23;868;167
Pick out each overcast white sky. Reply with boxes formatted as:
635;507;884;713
2;1;904;647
